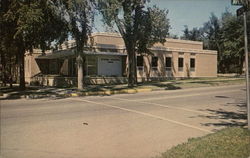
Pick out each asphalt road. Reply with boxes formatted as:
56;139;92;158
0;84;247;158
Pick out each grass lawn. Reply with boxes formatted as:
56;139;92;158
157;127;250;158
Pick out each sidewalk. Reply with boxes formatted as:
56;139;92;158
0;77;245;100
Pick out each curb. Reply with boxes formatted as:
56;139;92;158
69;88;152;97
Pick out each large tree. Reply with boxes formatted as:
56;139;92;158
181;25;203;41
1;0;68;90
62;0;95;90
202;13;224;72
97;0;170;87
183;10;250;74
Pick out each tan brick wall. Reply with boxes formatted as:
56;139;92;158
92;34;125;46
26;33;217;85
196;53;217;77
25;50;46;83
137;51;217;79
91;33;203;50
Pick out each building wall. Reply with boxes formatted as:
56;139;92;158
154;39;203;50
25;52;42;83
196;53;217;77
26;33;218;86
136;51;217;79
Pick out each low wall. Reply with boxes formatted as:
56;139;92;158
30;76;128;87
30;76;199;87
30;76;77;87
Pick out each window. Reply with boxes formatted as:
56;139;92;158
137;56;143;71
152;57;158;68
165;57;172;71
178;57;184;71
137;56;143;67
87;56;97;76
190;58;195;71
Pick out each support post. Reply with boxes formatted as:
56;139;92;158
243;11;250;130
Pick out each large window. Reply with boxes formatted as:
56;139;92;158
190;58;195;71
137;56;143;67
166;57;172;71
87;56;97;76
152;57;158;69
137;56;143;71
178;57;184;71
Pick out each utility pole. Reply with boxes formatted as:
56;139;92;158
243;10;250;130
232;0;250;130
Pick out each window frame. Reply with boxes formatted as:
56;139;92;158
151;56;158;69
178;57;184;72
165;57;172;71
190;58;195;71
137;56;144;70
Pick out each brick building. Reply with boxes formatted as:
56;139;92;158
25;32;217;86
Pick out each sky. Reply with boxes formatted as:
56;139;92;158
93;0;241;37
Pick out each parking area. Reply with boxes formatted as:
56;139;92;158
0;84;247;158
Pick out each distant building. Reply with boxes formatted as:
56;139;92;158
25;32;217;86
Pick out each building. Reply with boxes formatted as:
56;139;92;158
25;32;217;86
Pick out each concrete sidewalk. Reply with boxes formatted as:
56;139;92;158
0;77;245;100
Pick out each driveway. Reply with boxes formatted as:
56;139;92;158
0;84;247;158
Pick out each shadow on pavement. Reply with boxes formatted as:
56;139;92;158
198;99;247;128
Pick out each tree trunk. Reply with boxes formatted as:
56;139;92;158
134;51;137;84
9;65;13;88
0;52;6;86
18;47;25;90
127;46;137;87
77;53;84;90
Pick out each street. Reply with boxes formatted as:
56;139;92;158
0;84;247;158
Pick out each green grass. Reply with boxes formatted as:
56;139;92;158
157;127;250;158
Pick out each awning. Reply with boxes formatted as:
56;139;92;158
35;49;127;60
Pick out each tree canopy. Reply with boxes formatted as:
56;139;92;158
97;0;170;86
182;11;250;74
1;0;69;89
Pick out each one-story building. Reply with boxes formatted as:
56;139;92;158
25;32;217;86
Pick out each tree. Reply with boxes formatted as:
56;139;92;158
1;0;68;90
181;25;203;41
202;13;224;72
238;0;250;8
220;12;246;73
97;0;170;87
62;0;95;90
183;10;250;74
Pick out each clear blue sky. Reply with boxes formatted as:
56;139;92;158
93;0;241;36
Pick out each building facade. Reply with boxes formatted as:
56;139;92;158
25;32;217;86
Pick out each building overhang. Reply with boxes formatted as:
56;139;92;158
35;49;127;60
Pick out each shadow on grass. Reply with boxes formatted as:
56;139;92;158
0;86;72;100
138;82;182;90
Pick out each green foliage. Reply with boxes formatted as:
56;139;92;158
137;5;170;54
0;0;69;89
2;0;68;52
97;0;169;54
97;0;170;86
181;26;203;41
63;0;95;52
158;127;250;158
182;11;250;74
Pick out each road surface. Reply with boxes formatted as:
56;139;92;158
0;84;247;158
